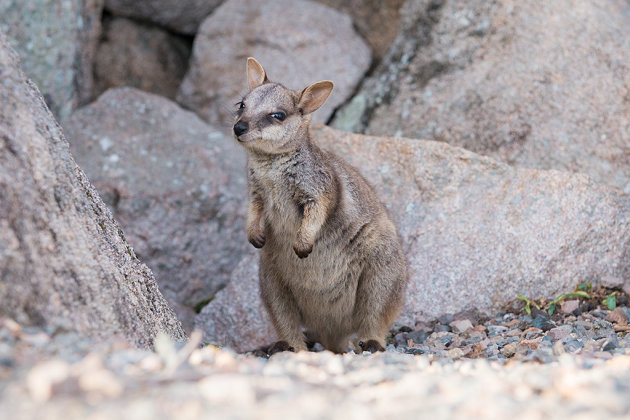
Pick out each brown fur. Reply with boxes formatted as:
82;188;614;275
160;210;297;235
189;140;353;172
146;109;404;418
233;57;408;353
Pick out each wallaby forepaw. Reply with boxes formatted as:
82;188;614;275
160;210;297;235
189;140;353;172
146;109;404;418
248;232;266;248
293;242;313;258
267;340;295;355
358;339;385;353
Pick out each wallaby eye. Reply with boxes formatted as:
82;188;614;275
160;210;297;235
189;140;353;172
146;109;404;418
270;112;286;121
236;101;245;109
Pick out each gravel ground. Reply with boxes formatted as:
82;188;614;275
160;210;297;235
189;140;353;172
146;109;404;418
2;289;630;419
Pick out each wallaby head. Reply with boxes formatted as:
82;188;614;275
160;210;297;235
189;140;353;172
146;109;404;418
233;57;334;154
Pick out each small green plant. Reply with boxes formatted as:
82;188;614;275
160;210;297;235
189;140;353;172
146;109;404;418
514;282;624;317
577;282;593;293
515;284;592;316
546;291;590;316
604;293;617;310
517;295;540;315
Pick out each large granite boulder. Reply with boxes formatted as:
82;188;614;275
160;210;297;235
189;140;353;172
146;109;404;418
93;16;191;100
177;0;371;128
197;126;630;351
0;33;185;348
105;0;224;35
0;0;103;120
333;0;630;192
64;88;249;331
314;0;405;62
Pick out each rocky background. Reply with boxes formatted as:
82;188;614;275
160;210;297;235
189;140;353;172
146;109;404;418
1;0;630;417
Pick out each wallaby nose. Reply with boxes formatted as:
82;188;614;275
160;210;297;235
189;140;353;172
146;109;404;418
233;122;249;137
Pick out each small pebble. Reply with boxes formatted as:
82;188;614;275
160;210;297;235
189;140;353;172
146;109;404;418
561;300;580;314
434;324;452;333
487;325;508;336
500;343;517;358
608;307;628;325
406;329;429;344
449;319;474;333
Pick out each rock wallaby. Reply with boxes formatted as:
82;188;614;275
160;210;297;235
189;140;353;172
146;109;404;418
233;57;408;354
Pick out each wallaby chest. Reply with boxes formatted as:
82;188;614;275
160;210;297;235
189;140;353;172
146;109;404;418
249;154;316;234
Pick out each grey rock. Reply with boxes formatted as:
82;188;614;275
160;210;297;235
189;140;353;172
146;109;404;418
63;88;249;331
105;0;224;34
575;320;593;331
433;324;451;333
406;330;429;345
334;0;630;192
177;0;371;128
531;316;555;332
437;314;455;325
524;329;543;340
195;252;277;352
592;321;615;340
465;334;485;345
404;347;427;356
564;339;585;353
0;0;103;120
531;345;554;364
0;342;13;367
392;333;407;347
602;336;619;352
93;17;191;100
0;34;185;348
486;343;500;358
590;309;611;320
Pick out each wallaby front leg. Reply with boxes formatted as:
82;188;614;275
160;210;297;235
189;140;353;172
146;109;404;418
293;197;329;258
247;193;265;248
260;264;307;352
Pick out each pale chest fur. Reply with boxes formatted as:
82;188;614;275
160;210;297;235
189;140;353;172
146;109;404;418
248;156;305;238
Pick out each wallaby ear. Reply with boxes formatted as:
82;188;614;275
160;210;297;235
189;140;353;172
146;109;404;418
298;80;334;115
247;57;268;91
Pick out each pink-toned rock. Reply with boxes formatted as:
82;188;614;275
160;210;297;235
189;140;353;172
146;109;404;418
609;307;628;325
0;0;104;120
547;326;571;342
195;125;630;349
314;0;404;62
93;17;191;100
517;338;542;351
450;319;474;334
105;0;224;34
177;0;371;128
63;88;249;331
0;34;185;348
334;0;630;192
561;300;580;314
